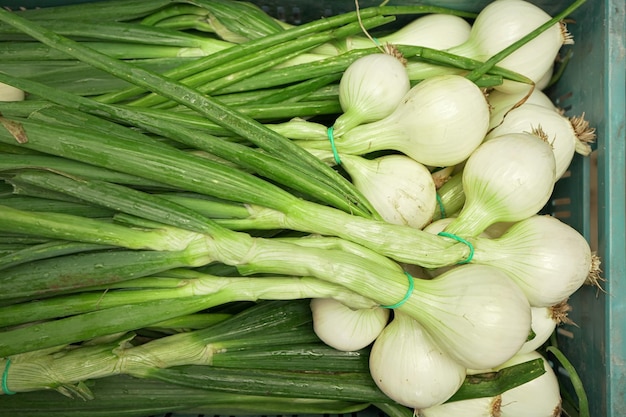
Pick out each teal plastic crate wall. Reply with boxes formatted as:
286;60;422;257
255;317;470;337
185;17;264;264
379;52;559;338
0;0;624;416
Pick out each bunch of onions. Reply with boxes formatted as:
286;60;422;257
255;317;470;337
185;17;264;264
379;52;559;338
298;74;490;167
445;0;573;93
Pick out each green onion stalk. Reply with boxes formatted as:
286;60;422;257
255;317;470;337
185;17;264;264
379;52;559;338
0;98;470;268
0;187;532;372
0;298;544;412
5;0;172;23
0;373;379;417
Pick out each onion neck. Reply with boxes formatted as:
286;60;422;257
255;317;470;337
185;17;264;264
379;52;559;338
334;116;410;156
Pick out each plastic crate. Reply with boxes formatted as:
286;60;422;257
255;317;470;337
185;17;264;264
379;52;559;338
2;0;624;416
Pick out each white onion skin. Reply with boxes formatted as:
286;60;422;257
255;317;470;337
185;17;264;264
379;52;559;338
472;215;592;307
345;13;471;51
331;74;490;167
0;82;25;101
486;104;579;178
334;53;410;136
487;88;557;123
418;396;499;417
404;264;531;369
450;0;566;93
341;154;437;229
369;312;466;409
535;63;555;90
518;306;557;353
444;132;556;237
376;13;471;50
310;297;389;351
497;351;562;417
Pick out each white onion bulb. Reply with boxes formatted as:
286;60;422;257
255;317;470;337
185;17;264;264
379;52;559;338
472;214;592;307
486;103;594;178
333;53;410;136
497;351;562;417
347;13;471;51
518;306;557;353
302;74;490;167
443;132;556;237
487;88;557;122
406;264;531;369
310;297;389;351
340;154;437;229
418;396;500;417
369;311;466;408
449;0;571;93
419;351;561;417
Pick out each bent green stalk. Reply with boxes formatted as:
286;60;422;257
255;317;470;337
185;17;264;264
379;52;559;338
0;272;377;328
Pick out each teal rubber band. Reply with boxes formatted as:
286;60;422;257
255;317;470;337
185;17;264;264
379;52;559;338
436;193;446;219
327;126;341;165
2;358;15;395
438;231;474;264
381;271;414;309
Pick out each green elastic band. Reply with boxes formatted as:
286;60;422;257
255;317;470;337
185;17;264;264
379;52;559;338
436;193;446;219
381;271;414;309
327;126;341;165
438;231;474;264
2;358;15;395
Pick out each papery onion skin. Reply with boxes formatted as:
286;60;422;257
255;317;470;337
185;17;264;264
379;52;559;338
403;264;531;370
369;312;466;409
310;297;389;351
